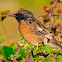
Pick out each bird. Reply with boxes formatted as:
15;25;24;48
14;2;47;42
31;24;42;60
10;9;62;48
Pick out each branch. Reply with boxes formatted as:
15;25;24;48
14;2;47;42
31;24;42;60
50;0;59;9
15;46;21;55
52;14;62;18
46;0;59;19
23;52;33;62
35;14;62;19
45;24;62;29
52;54;58;62
0;12;13;17
11;46;21;62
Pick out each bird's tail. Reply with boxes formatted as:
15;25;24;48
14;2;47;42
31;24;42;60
50;38;62;48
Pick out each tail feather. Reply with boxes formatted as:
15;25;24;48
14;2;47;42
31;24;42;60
50;38;62;48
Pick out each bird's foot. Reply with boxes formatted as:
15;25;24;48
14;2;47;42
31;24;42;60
44;38;48;45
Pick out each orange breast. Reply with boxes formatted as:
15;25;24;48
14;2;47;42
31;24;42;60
19;21;44;46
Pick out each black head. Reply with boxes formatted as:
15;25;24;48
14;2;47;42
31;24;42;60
10;9;34;23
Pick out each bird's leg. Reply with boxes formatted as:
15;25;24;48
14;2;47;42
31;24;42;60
45;34;53;39
35;42;39;50
44;38;48;45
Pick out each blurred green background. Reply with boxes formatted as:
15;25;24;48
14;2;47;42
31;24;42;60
0;0;62;46
0;0;52;14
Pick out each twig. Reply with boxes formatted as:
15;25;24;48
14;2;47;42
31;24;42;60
45;0;59;22
52;55;58;62
45;24;62;29
50;0;59;9
52;14;62;18
35;14;46;17
23;53;33;62
31;50;49;58
12;46;21;62
0;12;13;17
35;14;62;18
0;20;11;41
15;46;21;55
0;12;13;42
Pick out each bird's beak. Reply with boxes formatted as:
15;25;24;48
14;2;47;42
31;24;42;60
9;14;17;17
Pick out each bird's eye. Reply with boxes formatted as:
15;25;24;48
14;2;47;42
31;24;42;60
20;13;23;16
29;21;31;24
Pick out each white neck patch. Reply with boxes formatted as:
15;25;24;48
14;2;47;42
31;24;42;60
20;20;24;23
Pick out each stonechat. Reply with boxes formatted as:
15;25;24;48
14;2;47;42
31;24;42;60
10;9;62;48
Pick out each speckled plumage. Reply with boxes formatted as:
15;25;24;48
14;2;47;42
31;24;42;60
11;9;62;48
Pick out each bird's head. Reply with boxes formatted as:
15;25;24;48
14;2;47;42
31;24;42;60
10;9;34;23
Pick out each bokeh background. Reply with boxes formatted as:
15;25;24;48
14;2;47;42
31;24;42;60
0;0;62;46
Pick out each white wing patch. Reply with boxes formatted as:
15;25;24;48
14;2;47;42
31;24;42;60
37;26;42;31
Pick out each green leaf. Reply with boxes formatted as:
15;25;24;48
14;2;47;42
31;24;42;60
33;49;39;55
56;53;61;57
16;54;22;61
2;46;15;60
18;49;25;58
41;46;51;53
57;56;62;62
34;60;37;62
0;54;4;59
23;41;28;45
38;56;41;59
0;35;3;44
19;35;23;40
42;56;55;62
51;50;59;53
10;43;17;53
1;10;10;15
39;44;43;49
10;43;15;47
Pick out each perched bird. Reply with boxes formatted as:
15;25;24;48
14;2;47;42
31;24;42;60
10;9;62;48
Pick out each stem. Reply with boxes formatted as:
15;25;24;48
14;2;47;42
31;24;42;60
0;20;10;41
52;0;58;8
50;0;58;10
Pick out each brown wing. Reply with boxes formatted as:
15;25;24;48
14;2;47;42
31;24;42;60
24;18;52;36
33;19;52;35
34;19;62;48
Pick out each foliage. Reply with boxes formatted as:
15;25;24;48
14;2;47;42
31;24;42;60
19;35;23;40
1;36;62;62
42;56;55;62
57;56;62;62
2;46;16;60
